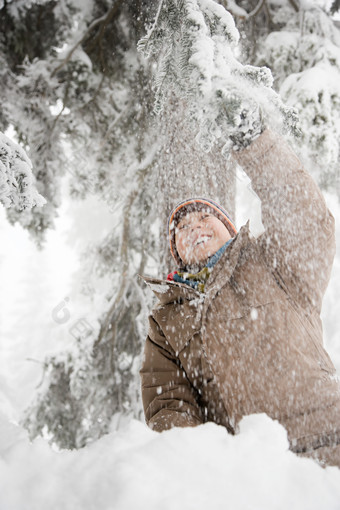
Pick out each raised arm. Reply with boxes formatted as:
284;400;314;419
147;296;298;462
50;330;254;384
140;315;204;432
233;129;335;313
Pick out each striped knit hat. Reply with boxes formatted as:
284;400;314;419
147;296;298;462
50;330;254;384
168;197;237;267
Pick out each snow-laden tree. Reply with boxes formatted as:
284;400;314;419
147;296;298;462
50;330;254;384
1;0;160;449
235;0;340;192
138;0;299;152
0;0;238;449
0;131;46;210
2;0;340;450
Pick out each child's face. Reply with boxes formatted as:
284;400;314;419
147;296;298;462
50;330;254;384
175;210;232;266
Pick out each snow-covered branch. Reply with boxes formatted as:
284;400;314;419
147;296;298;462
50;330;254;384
0;132;46;211
51;0;123;78
138;0;300;155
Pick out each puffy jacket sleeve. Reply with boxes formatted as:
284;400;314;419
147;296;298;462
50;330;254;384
140;314;204;432
233;129;335;313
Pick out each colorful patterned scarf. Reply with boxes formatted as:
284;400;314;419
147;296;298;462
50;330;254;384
167;238;234;293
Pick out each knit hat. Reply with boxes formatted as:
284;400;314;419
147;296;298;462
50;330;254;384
168;197;237;267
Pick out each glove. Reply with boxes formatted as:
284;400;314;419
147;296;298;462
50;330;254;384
229;103;265;152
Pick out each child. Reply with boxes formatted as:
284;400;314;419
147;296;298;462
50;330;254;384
139;128;340;468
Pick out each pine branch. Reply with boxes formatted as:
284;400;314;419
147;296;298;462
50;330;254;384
138;0;300;152
51;14;107;77
330;0;340;14
0;132;47;210
85;0;124;55
98;101;131;149
248;0;266;18
78;74;106;113
263;1;276;31
137;0;165;56
219;0;267;20
51;77;71;131
93;154;156;352
51;0;123;78
287;0;299;13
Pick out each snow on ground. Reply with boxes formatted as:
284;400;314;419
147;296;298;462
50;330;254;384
1;413;340;510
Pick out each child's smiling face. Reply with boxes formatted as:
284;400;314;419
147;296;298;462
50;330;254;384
175;210;232;266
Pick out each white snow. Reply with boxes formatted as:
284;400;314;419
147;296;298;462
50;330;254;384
0;131;46;210
1;413;340;510
198;0;240;45
1;1;340;501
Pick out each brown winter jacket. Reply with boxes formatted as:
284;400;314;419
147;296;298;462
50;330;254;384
139;129;340;463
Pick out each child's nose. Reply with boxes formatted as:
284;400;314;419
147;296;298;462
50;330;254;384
190;221;201;231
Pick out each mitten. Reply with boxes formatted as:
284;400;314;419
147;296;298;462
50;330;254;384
229;103;265;152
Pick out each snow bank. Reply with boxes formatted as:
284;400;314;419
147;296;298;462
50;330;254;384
1;413;340;510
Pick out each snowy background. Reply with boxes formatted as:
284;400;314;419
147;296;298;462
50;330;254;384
1;167;340;510
2;0;340;507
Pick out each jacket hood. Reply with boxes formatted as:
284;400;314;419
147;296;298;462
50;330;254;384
139;222;253;306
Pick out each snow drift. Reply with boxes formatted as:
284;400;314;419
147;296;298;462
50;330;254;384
1;412;340;510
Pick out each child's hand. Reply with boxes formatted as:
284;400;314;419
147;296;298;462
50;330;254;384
228;103;265;152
